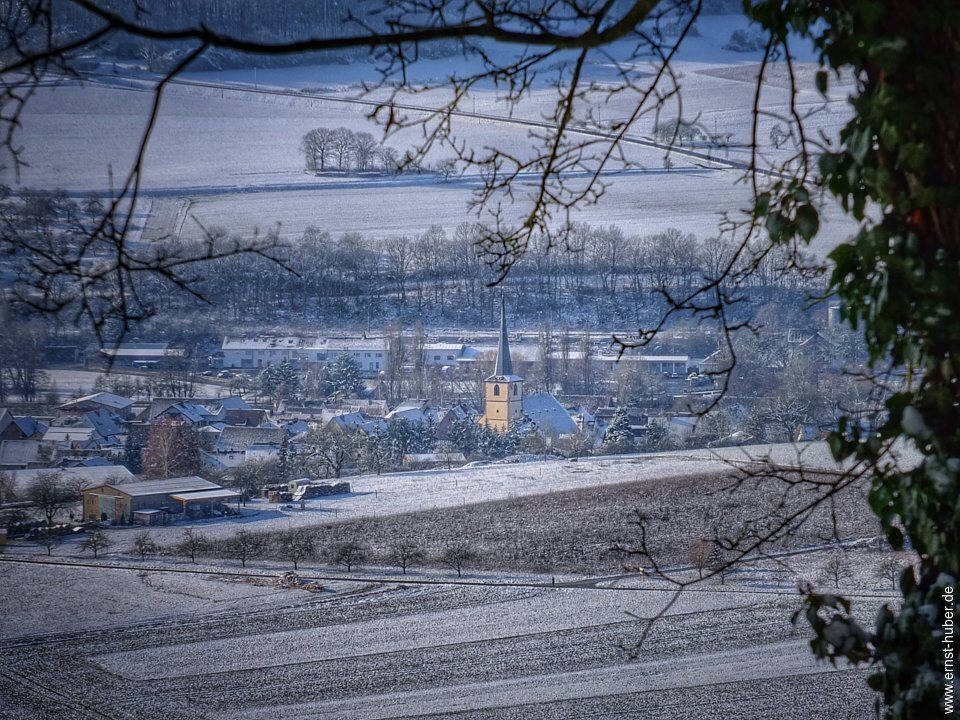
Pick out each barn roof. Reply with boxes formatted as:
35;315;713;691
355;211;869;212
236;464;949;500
85;476;220;497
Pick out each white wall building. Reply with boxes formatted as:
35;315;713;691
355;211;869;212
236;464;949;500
325;338;387;374
221;337;325;369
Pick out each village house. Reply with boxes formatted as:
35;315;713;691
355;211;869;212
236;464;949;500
325;337;387;374
421;342;467;367
206;426;287;468
220;336;325;369
59;392;136;420
0;409;46;441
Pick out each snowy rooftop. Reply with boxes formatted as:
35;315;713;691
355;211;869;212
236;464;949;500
222;336;324;351
326;338;385;352
88;476;221;497
60;392;135;410
169;489;240;502
522;392;578;437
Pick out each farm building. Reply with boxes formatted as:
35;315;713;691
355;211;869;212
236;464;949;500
98;342;185;368
82;476;238;523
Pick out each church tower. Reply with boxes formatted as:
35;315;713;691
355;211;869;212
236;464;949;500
483;292;523;432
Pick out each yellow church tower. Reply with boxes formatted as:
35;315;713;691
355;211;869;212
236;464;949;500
483;292;523;432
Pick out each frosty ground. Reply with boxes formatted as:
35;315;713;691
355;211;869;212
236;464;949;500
0;556;882;719
0;444;904;719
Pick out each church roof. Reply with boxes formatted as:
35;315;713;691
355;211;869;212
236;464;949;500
488;291;522;382
522;393;578;437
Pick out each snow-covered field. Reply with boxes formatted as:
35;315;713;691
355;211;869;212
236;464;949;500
0;553;880;719
0;442;903;718
61;442;853;547
1;13;859;255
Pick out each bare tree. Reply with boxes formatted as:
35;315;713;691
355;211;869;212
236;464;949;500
688;538;712;580
435;157;458;182
227;460;276;505
133;530;159;561
351;131;379;171
178;527;208;564
330;128;354;170
388;538;424;575
279;528;315;570
34;528;62;556
25;471;71;529
821;553;850;589
384;236;414;304
377;145;402;174
0;322;49;402
439;541;476;578
329;540;369;573
876;557;907;591
80;529;111;559
556;429;595;459
141;419;202;479
226;528;265;568
0;470;16;505
302;426;358;479
301;127;335;172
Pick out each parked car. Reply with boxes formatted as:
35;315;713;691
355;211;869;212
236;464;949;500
216;370;234;379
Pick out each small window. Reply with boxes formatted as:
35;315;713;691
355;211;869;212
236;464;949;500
493;385;501;396
513;385;518;395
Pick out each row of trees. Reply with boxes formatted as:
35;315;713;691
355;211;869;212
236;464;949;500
301;126;403;174
191;221;819;330
131;526;477;577
3;177;821;330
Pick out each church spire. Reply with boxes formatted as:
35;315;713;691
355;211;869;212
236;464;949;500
493;290;514;377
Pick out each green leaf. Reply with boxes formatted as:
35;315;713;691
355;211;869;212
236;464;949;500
765;211;788;242
795;204;820;241
816;69;829;96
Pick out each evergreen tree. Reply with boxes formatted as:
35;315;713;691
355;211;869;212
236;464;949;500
476;423;520;459
447;417;480;457
277;434;292;483
257;360;302;408
636;421;670;453
327;354;364;398
601;407;634;454
358;429;393;475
